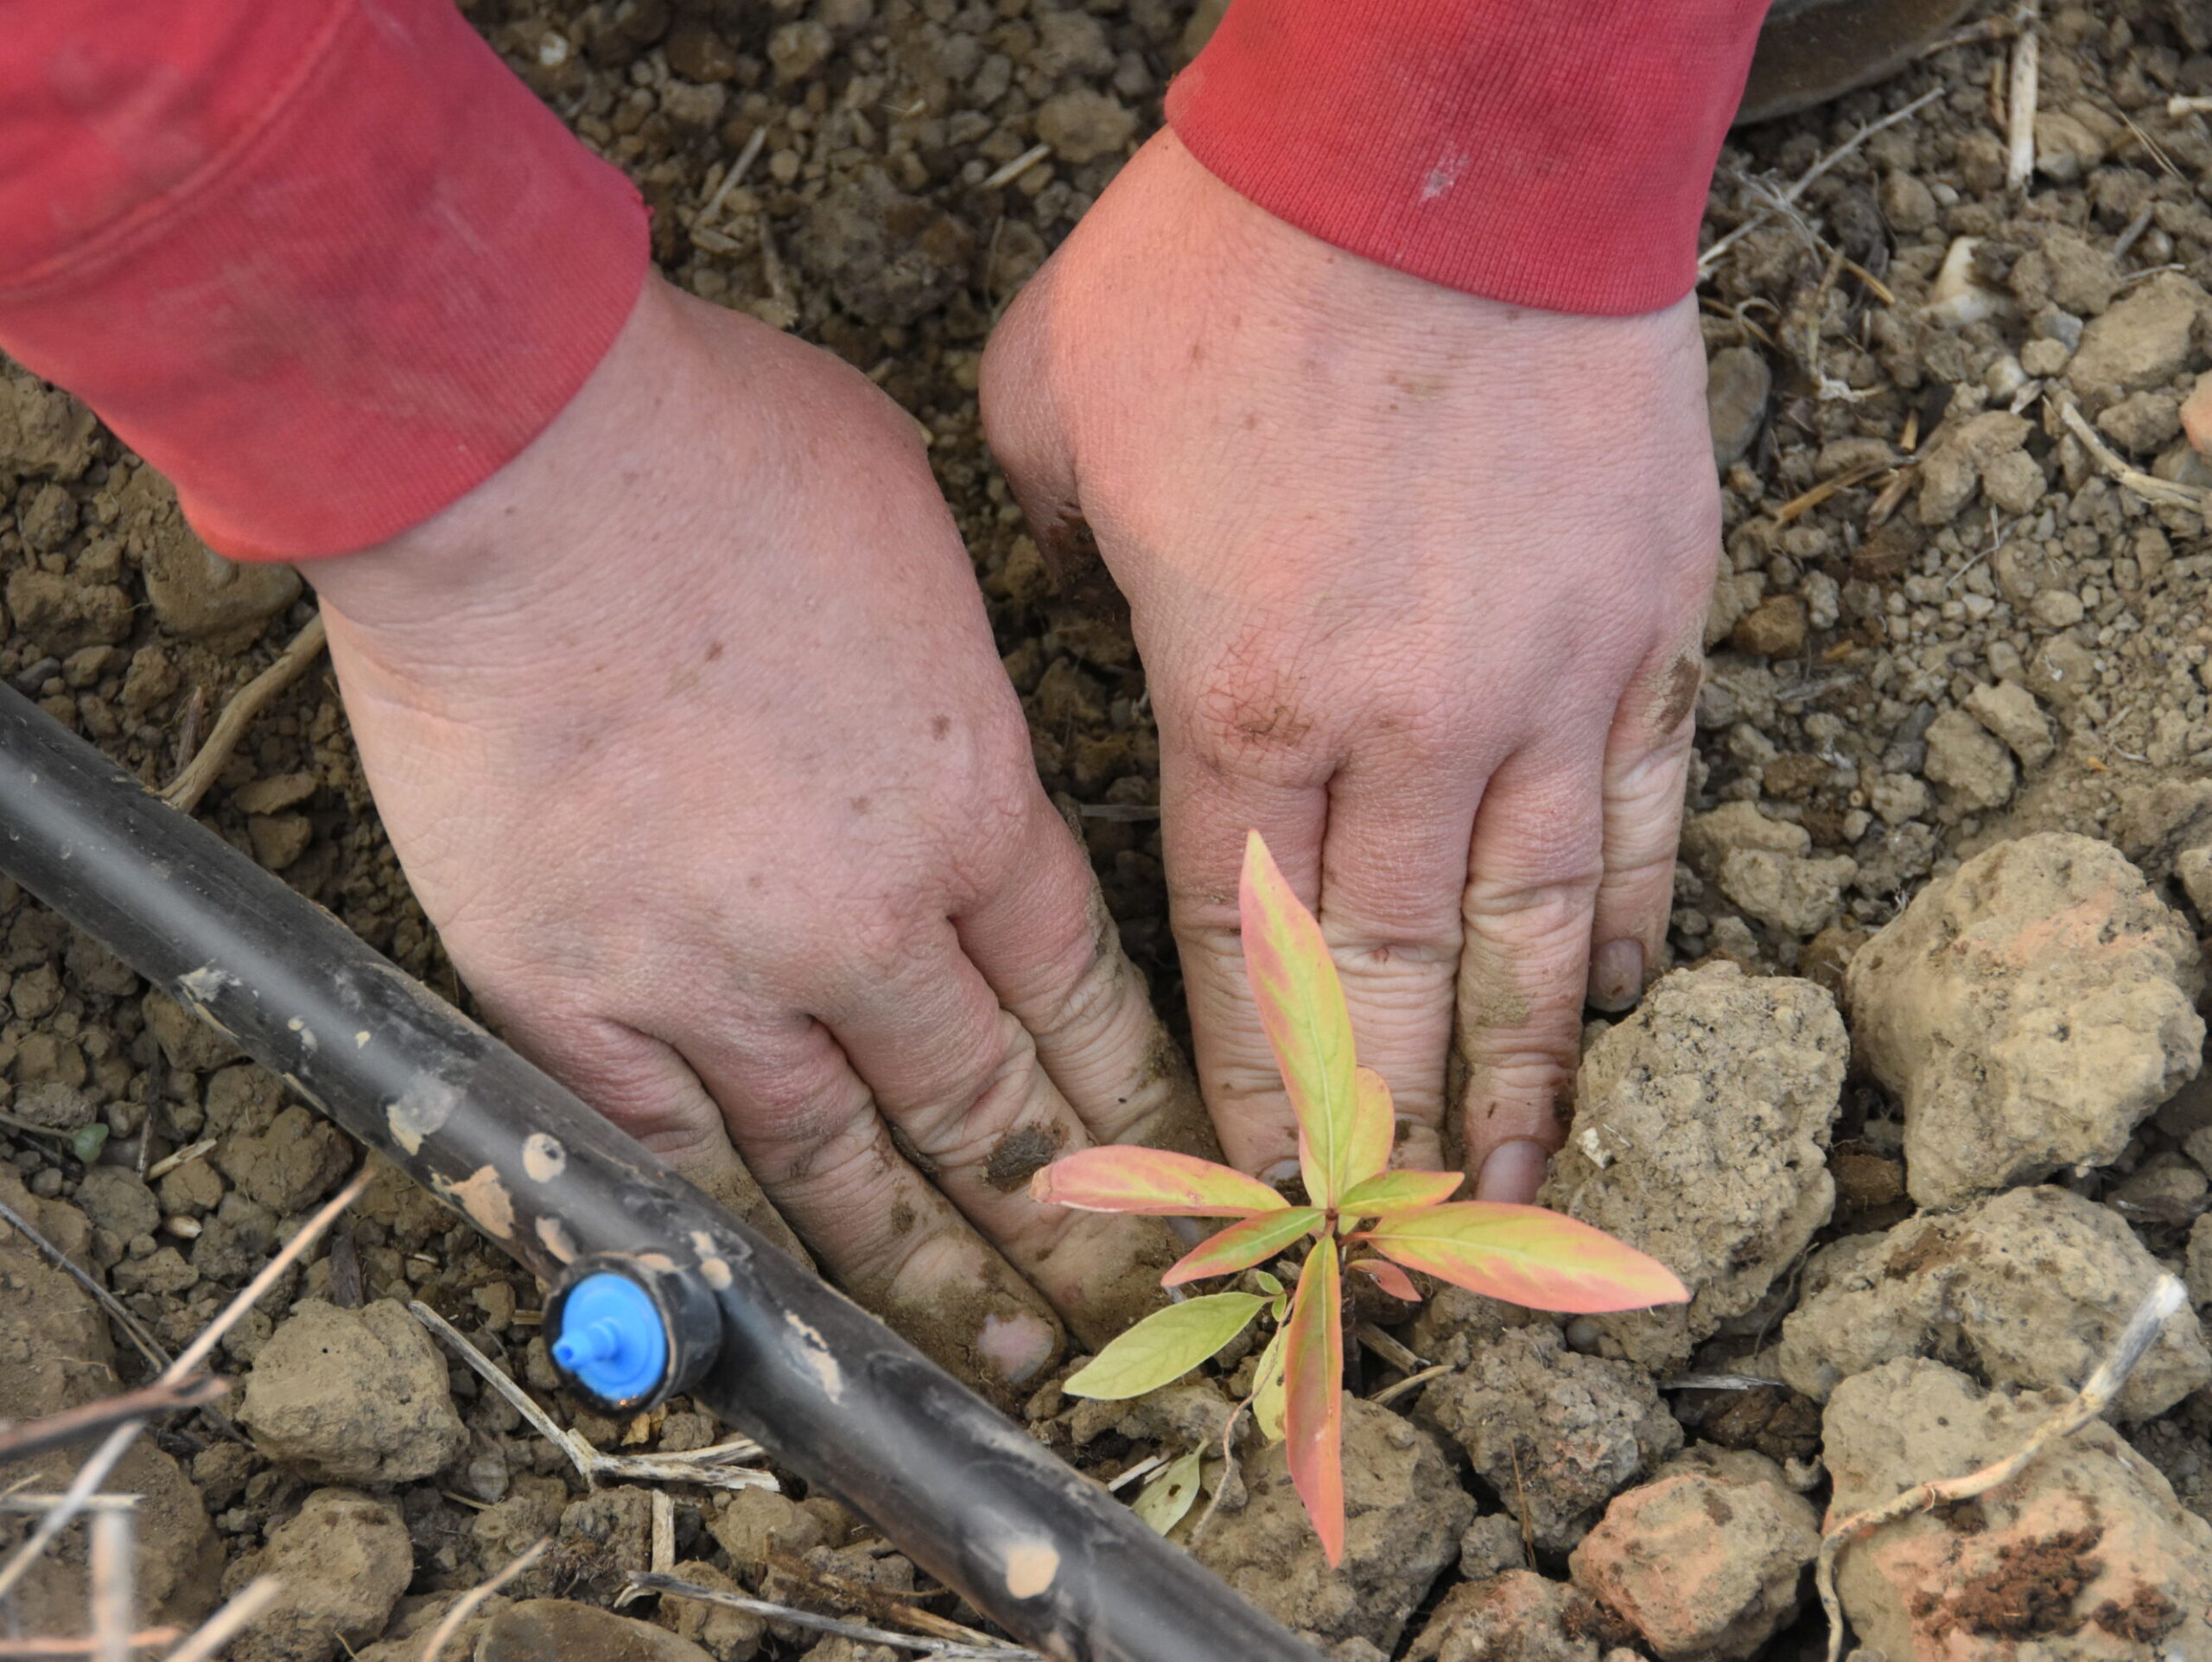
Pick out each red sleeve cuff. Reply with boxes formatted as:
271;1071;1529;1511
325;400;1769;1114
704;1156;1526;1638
0;0;648;561
1166;0;1766;317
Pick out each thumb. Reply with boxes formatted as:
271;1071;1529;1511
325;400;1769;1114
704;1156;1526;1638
980;267;1091;578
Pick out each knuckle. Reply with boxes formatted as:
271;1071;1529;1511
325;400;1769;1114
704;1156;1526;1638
899;1013;1043;1152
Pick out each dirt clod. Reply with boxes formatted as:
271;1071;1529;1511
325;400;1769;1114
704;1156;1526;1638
1191;1396;1471;1652
1780;1183;2211;1422
1541;962;1846;1372
238;1297;467;1484
1844;833;2205;1208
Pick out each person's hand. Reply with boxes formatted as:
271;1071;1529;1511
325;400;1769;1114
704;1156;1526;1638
307;274;1214;1394
982;133;1719;1202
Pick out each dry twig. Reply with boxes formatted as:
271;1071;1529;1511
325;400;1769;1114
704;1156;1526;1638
162;614;327;815
160;1576;283;1662
0;1197;174;1378
0;1629;177;1657
626;1571;1036;1659
981;142;1052;191
1700;89;1944;276
406;1302;775;1493
416;1538;549;1662
1777;458;1892;525
2052;393;2211;514
1815;1275;2186;1662
0;1173;365;1602
0;1377;227;1464
87;1510;131;1662
2005;5;2040;189
1370;1363;1450;1409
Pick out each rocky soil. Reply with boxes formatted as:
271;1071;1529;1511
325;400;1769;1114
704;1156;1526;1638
7;0;2212;1658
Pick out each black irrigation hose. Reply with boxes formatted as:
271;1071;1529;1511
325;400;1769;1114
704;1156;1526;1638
0;684;1322;1662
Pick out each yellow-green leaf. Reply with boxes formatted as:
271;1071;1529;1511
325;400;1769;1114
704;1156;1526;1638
1030;1146;1289;1216
1131;1448;1205;1536
1344;1067;1395;1192
1283;1235;1345;1566
1360;1202;1689;1314
1249;1326;1287;1442
1338;1168;1464;1218
1240;831;1359;1209
1063;1291;1268;1400
1162;1208;1325;1286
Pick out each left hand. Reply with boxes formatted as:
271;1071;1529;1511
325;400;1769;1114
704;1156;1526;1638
982;132;1721;1200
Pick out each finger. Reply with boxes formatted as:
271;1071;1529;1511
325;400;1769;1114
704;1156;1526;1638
1587;647;1701;1013
1158;722;1332;1178
1454;746;1609;1204
957;790;1217;1162
823;935;1184;1348
609;1009;1069;1398
1313;747;1478;1174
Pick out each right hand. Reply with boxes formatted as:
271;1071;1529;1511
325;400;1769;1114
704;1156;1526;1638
306;275;1214;1394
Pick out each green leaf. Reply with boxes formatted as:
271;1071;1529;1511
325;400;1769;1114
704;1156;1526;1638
1361;1202;1689;1314
1338;1168;1464;1217
1283;1235;1346;1566
1131;1448;1205;1536
1249;1326;1288;1443
71;1124;110;1165
1163;1209;1324;1286
1030;1146;1289;1216
1252;1270;1284;1297
1063;1292;1268;1400
1240;831;1360;1209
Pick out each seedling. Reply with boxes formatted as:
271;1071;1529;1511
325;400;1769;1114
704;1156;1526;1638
1032;831;1688;1563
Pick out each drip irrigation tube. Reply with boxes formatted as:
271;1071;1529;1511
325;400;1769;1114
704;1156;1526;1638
0;684;1324;1662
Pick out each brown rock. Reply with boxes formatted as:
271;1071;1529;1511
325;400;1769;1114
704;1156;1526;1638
1568;1452;1819;1661
1706;347;1770;471
1728;595;1806;658
5;570;132;653
1033;89;1135;165
232;1490;412;1662
478;1602;716;1662
240;1299;466;1483
2065;272;2212;410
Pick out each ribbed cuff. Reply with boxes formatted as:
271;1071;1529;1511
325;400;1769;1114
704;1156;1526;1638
0;0;647;559
1166;0;1766;317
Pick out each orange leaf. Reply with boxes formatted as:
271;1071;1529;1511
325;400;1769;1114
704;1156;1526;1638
1283;1235;1345;1565
1360;1203;1688;1314
1344;1067;1395;1194
1240;831;1360;1209
1029;1147;1287;1217
1338;1168;1464;1217
1350;1257;1421;1302
1162;1208;1325;1286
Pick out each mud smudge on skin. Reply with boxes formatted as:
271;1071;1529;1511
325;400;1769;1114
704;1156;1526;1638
982;1123;1065;1192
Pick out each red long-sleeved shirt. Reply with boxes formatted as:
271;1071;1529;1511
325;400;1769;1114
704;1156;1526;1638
0;1;1764;564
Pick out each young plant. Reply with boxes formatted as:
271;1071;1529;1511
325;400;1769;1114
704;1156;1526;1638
1031;831;1688;1564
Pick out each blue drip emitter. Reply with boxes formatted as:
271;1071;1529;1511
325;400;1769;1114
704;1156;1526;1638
551;1270;670;1404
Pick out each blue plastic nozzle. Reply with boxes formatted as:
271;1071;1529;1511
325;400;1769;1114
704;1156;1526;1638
550;1271;669;1404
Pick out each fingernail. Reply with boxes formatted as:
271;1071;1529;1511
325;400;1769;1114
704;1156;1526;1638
1476;1140;1550;1204
978;1312;1058;1386
1260;1158;1303;1188
1588;939;1645;1014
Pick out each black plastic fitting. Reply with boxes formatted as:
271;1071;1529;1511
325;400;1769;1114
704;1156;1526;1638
0;684;1327;1662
